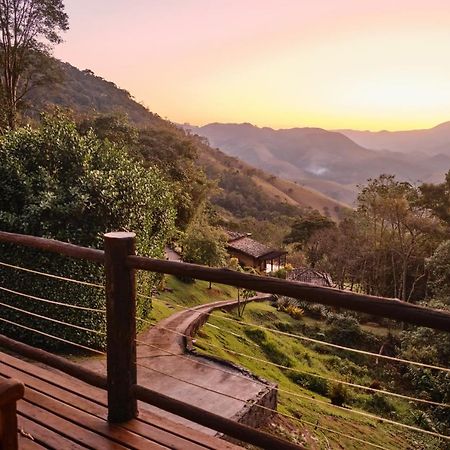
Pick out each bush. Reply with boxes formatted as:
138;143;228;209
363;393;395;415
325;314;365;346
0;115;175;350
276;297;304;320
288;371;329;396
328;382;349;406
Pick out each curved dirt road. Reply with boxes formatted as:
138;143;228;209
83;295;276;435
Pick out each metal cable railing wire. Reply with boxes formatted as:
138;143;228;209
134;338;393;449
0;317;105;355
0;261;105;289
0;286;106;313
150;297;450;373
2;260;448;441
134;358;389;450
135;317;450;410
0;301;106;336
134;357;450;445
134;336;450;416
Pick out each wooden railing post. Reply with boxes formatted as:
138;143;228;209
104;232;137;422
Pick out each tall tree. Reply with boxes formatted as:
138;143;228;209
0;0;68;129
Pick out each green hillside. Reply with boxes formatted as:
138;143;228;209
26;61;349;229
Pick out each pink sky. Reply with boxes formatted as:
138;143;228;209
55;0;450;130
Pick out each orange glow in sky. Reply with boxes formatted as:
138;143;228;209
55;0;450;131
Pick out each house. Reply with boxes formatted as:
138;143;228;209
226;231;287;273
287;267;333;287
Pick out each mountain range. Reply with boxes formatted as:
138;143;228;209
25;61;347;221
186;122;450;204
27;60;450;212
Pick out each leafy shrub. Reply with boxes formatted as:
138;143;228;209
288;371;329;396
363;393;395;415
328;382;349;406
271;268;287;279
325;314;366;346
261;339;294;367
276;297;304;320
0;115;175;350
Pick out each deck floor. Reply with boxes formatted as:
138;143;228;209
0;351;242;449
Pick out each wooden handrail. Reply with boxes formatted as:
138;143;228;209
0;231;104;263
1;230;449;450
0;230;449;331
126;255;450;332
0;378;24;450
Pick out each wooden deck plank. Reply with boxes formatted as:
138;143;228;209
0;359;213;450
18;415;87;450
22;391;170;450
0;353;241;450
18;399;130;450
0;352;107;405
18;434;47;450
138;409;242;450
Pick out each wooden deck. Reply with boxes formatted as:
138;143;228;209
0;351;242;449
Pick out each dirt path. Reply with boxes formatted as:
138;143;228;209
82;295;276;435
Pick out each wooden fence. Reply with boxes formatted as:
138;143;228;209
1;230;450;450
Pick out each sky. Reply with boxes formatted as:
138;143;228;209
55;0;450;131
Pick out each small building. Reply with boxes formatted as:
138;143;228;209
287;267;333;287
226;232;287;273
164;246;182;262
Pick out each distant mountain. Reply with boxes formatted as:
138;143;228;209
25;61;346;220
186;123;450;203
339;122;450;156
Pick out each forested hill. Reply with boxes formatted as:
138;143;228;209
25;61;347;222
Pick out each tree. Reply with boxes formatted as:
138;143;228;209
228;258;256;317
182;222;228;287
0;0;69;129
356;175;442;301
426;240;450;302
284;210;335;267
0;114;175;349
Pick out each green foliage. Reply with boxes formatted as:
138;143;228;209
0;114;175;350
328;382;349;406
78;114;211;230
426;240;450;300
284;210;335;248
420;170;450;225
325;314;366;347
276;297;305;320
182;223;228;267
0;0;69;129
287;371;329;396
284;210;335;267
214;169;301;220
310;174;444;299
363;393;395;415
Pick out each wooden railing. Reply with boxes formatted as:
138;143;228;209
1;230;450;450
0;378;24;450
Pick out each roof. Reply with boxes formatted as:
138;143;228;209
288;267;333;286
227;236;286;260
225;231;250;242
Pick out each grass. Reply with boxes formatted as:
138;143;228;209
140;275;239;325
192;302;442;450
